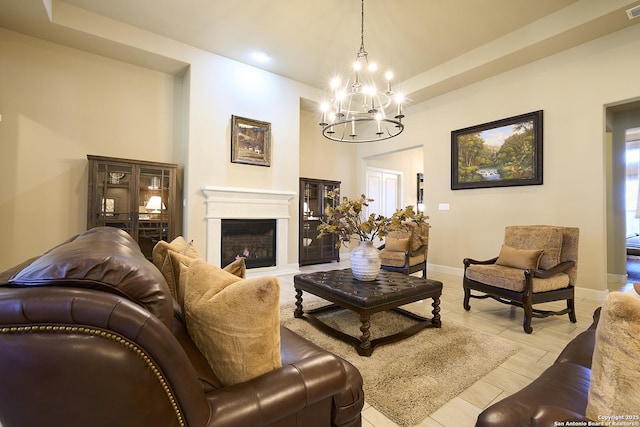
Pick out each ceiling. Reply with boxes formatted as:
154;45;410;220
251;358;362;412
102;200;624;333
1;0;639;103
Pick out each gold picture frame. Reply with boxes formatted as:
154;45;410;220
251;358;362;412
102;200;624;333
231;115;271;167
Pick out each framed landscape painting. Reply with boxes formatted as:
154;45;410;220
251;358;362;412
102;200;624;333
451;110;543;190
231;115;271;167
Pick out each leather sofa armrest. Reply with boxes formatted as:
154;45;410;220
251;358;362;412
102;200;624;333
206;353;348;427
531;405;586;427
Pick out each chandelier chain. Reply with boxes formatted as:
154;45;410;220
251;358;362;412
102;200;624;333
359;0;366;56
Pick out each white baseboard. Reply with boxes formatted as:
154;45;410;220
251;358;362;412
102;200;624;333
575;287;607;302
607;273;627;284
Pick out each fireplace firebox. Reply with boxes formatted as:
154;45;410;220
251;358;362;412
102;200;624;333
221;219;276;269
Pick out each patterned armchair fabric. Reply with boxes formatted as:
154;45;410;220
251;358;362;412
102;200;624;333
504;225;579;284
379;222;430;278
463;225;579;334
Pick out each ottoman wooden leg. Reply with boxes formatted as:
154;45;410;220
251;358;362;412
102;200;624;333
431;296;442;327
358;314;373;356
294;289;304;318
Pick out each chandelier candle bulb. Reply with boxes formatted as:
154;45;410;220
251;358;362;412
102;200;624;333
385;71;393;93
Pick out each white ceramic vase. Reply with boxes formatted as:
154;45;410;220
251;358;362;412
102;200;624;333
350;240;381;281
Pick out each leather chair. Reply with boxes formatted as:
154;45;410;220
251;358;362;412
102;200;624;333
379;222;430;278
463;225;579;333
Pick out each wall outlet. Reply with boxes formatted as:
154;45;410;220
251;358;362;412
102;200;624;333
438;203;450;211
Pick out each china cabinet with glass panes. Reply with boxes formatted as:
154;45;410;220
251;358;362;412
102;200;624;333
299;177;340;266
87;155;179;259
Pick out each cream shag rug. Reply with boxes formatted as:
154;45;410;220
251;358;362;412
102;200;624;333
281;301;520;426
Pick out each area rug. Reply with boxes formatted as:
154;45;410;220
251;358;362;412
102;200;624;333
280;301;520;426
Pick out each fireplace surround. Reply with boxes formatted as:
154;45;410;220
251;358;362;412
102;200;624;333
202;186;296;275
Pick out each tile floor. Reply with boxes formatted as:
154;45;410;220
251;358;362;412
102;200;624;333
277;260;610;427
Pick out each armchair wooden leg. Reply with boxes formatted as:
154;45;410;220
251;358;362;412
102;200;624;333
463;286;471;311
523;295;533;334
567;299;577;323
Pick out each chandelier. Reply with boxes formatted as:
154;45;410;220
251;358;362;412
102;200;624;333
319;0;405;143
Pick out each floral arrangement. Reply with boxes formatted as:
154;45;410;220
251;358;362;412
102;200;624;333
317;190;429;248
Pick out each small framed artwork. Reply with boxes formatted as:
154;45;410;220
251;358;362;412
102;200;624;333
231;115;271;167
451;110;543;190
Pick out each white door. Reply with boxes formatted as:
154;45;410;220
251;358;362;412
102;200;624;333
366;168;401;242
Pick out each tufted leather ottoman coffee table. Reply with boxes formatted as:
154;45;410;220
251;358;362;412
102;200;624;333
293;269;442;356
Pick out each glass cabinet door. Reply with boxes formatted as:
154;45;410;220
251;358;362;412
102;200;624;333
320;183;338;257
299;178;341;266
137;167;172;257
95;162;134;234
301;181;321;261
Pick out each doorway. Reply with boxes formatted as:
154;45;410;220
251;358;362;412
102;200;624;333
363;145;424;215
365;167;401;218
607;101;640;285
624;128;640;280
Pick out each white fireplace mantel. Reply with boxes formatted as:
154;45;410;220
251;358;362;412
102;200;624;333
202;186;297;275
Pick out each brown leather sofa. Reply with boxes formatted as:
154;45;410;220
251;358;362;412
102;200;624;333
0;227;364;427
475;307;600;426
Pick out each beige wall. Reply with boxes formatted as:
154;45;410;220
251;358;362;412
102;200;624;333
0;29;181;269
353;24;640;294
299;108;358;196
3;11;640;294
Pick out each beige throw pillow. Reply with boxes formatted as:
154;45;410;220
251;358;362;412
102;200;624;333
181;240;202;259
586;292;640;420
223;257;246;279
153;237;204;299
183;259;281;386
495;244;543;270
504;226;562;270
168;250;200;309
152;236;188;270
385;236;410;252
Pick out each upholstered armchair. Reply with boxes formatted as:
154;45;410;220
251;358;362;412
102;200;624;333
379;222;430;278
463;225;579;334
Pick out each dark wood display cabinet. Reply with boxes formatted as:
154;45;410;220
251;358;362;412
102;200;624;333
87;155;179;259
299;177;340;266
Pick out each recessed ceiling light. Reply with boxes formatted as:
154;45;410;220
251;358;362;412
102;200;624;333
252;51;271;62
